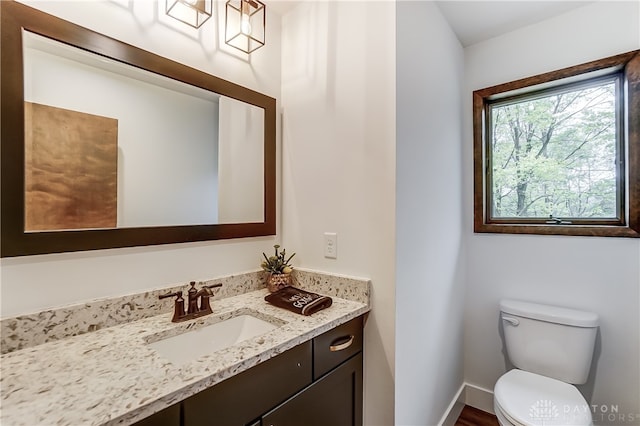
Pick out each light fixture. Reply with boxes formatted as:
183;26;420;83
166;0;212;29
225;0;266;54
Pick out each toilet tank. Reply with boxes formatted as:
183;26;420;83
500;299;598;384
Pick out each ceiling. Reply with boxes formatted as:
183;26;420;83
268;1;594;48
433;1;594;46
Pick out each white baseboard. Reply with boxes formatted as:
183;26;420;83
437;382;496;425
465;383;495;414
438;383;466;426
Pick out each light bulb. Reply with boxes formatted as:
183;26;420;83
240;14;252;35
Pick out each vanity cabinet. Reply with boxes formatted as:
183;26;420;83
134;315;363;426
183;340;313;426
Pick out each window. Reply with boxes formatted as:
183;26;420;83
473;50;640;237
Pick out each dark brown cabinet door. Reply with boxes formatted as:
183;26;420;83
261;353;363;426
133;404;180;426
182;341;312;426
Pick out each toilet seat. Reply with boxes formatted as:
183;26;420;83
494;369;593;426
495;398;526;426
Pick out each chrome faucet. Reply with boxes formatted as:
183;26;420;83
159;281;223;322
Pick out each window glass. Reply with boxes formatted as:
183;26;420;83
488;77;620;221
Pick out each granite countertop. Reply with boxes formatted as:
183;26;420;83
0;288;369;426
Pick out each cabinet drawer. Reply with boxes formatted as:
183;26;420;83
313;316;363;379
183;340;312;426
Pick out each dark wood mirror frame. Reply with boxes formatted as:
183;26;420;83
0;1;276;257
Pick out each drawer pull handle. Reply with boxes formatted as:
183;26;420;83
330;335;355;352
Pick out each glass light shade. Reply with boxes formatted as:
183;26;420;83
167;0;212;29
225;0;266;54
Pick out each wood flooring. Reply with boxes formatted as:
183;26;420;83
455;405;500;426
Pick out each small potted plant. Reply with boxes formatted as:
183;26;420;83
261;244;295;292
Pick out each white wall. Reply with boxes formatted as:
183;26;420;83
463;2;640;424
280;2;396;424
1;0;282;317
396;2;465;425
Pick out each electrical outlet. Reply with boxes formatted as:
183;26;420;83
324;232;337;259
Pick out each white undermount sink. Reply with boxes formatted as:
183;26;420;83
148;313;279;364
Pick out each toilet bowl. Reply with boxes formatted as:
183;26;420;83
494;369;593;426
494;300;599;426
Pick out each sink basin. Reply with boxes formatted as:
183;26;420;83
148;314;279;364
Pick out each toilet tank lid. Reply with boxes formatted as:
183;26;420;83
500;299;599;327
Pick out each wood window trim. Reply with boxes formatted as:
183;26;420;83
473;50;640;238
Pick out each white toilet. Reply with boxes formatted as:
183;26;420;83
494;299;599;426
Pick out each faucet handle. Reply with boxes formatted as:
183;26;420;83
204;283;223;290
159;291;185;322
159;290;183;300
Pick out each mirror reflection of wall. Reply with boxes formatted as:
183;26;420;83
218;97;264;224
23;30;264;232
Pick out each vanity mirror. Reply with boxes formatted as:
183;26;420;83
0;1;276;257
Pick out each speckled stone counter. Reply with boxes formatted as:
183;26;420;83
1;270;268;354
0;270;370;426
